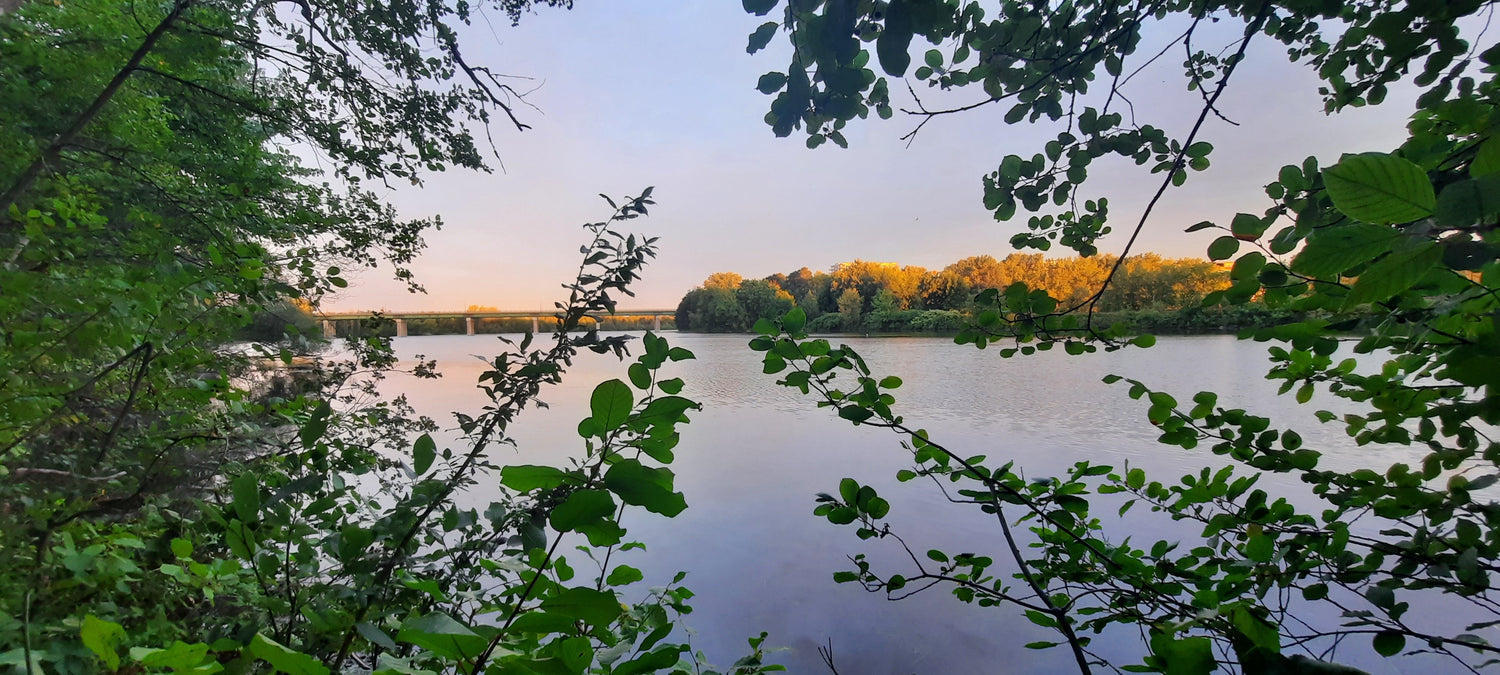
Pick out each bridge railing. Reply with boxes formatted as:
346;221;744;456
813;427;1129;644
315;310;676;338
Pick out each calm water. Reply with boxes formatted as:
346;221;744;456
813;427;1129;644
382;333;1454;674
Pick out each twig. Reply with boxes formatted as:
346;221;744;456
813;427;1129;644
818;638;840;675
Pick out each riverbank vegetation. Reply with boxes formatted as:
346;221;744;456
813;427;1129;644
675;253;1251;333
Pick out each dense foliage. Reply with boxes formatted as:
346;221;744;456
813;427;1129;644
0;3;773;675
746;0;1500;672
676;253;1227;332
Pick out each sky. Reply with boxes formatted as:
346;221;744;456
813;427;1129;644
322;1;1420;313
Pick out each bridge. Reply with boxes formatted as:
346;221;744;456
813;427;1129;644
316;309;677;338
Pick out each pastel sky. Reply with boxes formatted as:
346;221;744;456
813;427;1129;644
323;1;1418;313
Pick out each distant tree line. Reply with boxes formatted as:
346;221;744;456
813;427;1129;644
675;253;1236;333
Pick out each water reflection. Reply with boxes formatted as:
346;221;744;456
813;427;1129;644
382;333;1435;674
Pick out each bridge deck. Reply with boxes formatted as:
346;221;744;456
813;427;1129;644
319;310;675;320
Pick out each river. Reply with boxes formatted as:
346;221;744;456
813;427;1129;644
381;332;1454;674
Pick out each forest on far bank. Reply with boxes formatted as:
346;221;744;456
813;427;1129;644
675;252;1292;334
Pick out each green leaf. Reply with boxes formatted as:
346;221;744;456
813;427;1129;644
0;649;43;675
743;0;778;16
539;587;624;626
605;565;644;586
394;614;488;660
747;22;779;54
372;655;438;675
590;379;634;434
1322;153;1435;224
1230;213;1267;240
299;400;331;447
839;477;859;503
539;637;593;674
356;623;399;651
1372;631;1405;657
550;489;616;532
232;474;260;523
756;72;787;94
225;519;256;558
500;465;573;492
1024;610;1058;628
1443;240;1498;271
1246;532;1274;562
1435;175;1500;227
1343;243;1441;308
1291;223;1399;278
82;615;127;670
506;611;576;635
604;459;687;517
783;306;806;334
838;405;873;423
637;395;698;424
412;433;435;475
1149;631;1215;675
132;642;212;671
249;633;330;675
613;646;684;675
628;362;652;390
1471;136;1500;177
1229;606;1281;655
1365;585;1395;609
876;3;914;76
1208;236;1240;261
827;507;858;524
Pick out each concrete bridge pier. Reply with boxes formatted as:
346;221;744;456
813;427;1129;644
465;317;476;335
653;315;661;331
322;320;336;339
531;316;540;333
394;319;408;337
